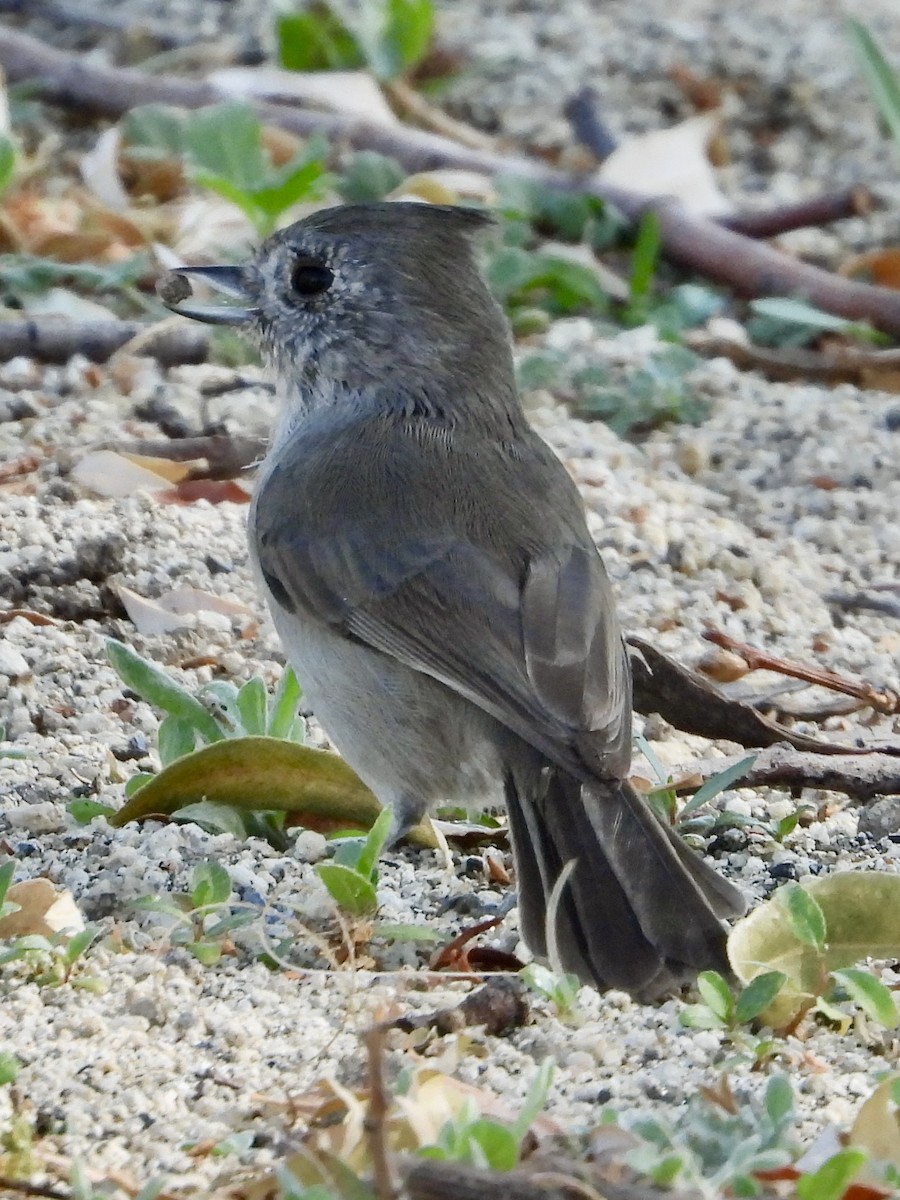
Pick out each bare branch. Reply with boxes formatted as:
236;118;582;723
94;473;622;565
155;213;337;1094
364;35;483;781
0;318;208;365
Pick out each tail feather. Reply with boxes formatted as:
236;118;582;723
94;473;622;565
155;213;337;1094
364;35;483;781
505;764;746;1002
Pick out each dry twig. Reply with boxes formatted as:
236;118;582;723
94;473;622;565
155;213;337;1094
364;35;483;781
0;318;208;365
703;629;899;715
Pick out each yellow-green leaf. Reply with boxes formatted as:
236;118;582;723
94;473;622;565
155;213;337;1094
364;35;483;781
110;735;437;847
728;872;900;1028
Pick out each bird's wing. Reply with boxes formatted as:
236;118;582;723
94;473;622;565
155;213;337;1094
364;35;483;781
253;419;631;777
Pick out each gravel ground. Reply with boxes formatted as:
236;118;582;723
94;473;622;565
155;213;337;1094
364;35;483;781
2;0;900;1194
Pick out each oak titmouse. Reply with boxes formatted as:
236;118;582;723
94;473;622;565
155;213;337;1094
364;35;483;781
160;202;745;1001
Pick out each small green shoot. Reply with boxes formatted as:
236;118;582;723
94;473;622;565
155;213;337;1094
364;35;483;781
0;861;18;921
124;103;331;237
315;808;393;915
848;18;900;149
134;859;258;965
277;0;434;81
418;1060;553;1170
0;1053;20;1086
624;210;662;321
747;297;887;349
796;1147;868;1200
0;136;16;195
680;969;788;1032
0;925;100;989
519;961;581;1019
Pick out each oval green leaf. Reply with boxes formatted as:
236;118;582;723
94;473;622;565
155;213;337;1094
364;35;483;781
728;872;900;1028
315;863;378;916
109;735;437;848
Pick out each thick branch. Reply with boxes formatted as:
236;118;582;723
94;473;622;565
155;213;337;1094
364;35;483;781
0;318;208;364
4;27;900;336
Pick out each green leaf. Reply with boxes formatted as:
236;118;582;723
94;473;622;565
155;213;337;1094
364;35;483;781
0;859;16;909
109;734;436;845
778;882;827;951
679;1004;726;1030
0;1052;20;1085
796;1148;867;1200
378;0;434;79
847;18;900;147
250;151;328;220
68;798;118;825
729;873;900;1027
734;971;787;1025
184;103;267;192
355;807;393;881
236;677;268;737
157;714;197;765
832;967;898;1028
63;927;98;967
0;136;16;194
106;640;223;745
267;666;303;739
124;772;155;797
0;253;149;296
750;296;863;333
171;800;253;840
187;940;223;966
338;150;406;203
123;104;189;158
465;1120;518;1171
629;210;661;302
510;1060;554;1146
277;8;364;72
315;862;378;915
695;970;734;1023
678;754;757;820
191;860;233;908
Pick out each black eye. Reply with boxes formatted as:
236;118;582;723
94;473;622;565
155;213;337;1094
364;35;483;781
290;259;334;297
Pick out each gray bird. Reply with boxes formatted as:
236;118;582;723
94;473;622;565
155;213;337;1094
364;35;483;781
160;202;745;1002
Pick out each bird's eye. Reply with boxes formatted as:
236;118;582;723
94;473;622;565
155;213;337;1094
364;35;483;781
290;259;334;297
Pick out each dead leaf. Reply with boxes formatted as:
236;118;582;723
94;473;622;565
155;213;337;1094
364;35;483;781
81;126;130;212
71;449;173;498
0;878;85;938
840;248;900;289
391;170;497;207
597;113;732;216
210;66;399;127
155;478;253;504
117;584;256;637
851;1077;900;1172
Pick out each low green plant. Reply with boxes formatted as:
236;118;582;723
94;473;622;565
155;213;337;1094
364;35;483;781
124;103;331;237
519;961;581;1019
0;136;16;196
277;0;435;81
848;18;900;150
417;1060;553;1170
134;859;258;965
746;296;887;349
624;1073;796;1193
636;736;757;833
315;808;393;915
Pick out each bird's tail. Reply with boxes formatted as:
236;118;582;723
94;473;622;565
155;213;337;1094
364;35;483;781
505;764;747;1002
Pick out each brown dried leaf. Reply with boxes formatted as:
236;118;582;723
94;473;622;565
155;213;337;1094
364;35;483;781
0;878;85;938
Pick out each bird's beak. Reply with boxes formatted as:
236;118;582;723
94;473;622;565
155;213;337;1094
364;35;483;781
157;265;256;325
